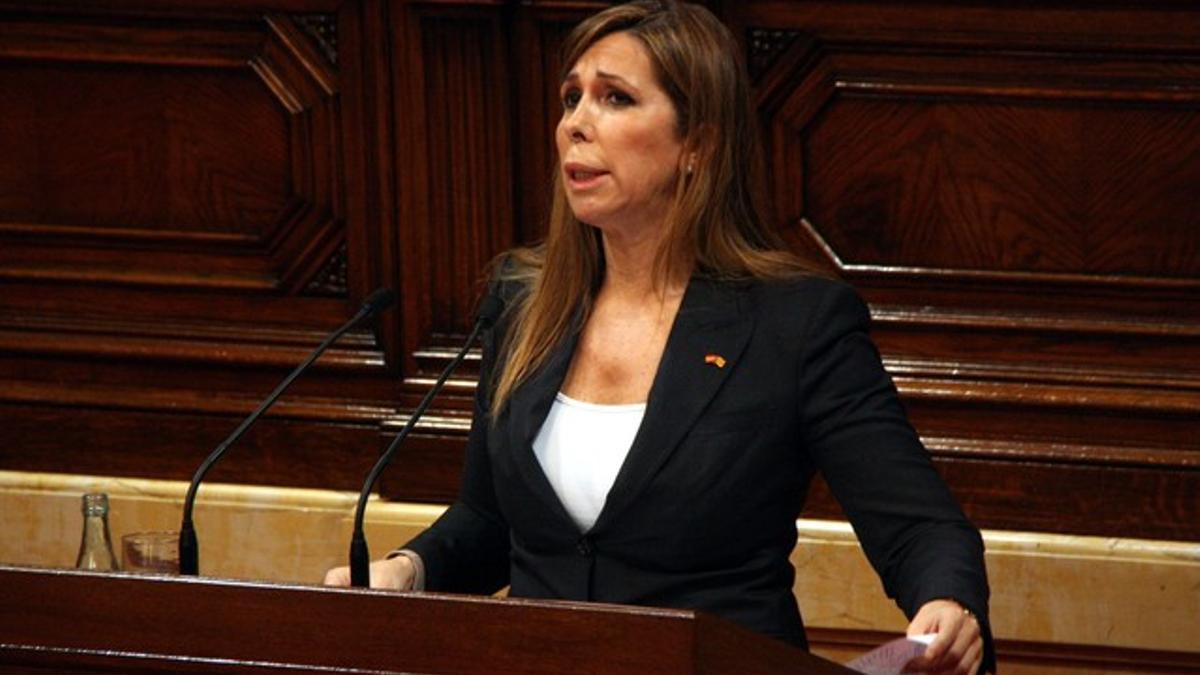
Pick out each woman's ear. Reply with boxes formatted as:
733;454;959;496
685;123;718;172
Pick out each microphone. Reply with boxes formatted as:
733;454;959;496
348;292;504;587
178;288;397;576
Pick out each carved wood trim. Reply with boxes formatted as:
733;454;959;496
920;436;1199;470
0;14;261;67
295;13;338;66
799;220;1200;292
304;241;350;297
1;379;396;425
746;28;801;80
0;0;344;14
0;323;384;371
724;2;1200;54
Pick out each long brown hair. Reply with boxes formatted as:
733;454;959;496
491;0;815;418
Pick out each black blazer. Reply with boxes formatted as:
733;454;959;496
406;274;994;670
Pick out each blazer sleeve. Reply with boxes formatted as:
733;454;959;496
798;281;996;673
400;280;512;595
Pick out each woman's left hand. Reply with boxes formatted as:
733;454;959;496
902;598;983;674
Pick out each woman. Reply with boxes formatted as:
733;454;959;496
328;2;993;672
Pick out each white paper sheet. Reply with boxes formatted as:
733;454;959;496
845;633;937;675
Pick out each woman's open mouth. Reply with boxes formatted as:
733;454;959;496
564;164;609;189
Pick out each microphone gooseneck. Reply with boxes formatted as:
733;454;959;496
178;288;396;576
349;293;503;587
361;287;398;316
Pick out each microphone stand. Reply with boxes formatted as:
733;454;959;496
349;294;502;587
179;289;395;576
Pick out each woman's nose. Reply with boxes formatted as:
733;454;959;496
563;105;594;143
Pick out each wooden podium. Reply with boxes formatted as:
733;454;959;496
0;564;854;674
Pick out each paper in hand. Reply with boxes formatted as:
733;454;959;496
845;633;936;675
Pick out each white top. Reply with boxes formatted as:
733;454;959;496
531;392;646;532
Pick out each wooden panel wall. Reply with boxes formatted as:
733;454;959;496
723;1;1200;541
0;0;404;491
1;0;1197;543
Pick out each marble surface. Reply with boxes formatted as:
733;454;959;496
789;519;1200;652
0;471;442;583
3;470;1197;653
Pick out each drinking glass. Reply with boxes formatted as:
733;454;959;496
121;531;180;574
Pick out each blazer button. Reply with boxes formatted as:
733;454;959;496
576;537;594;556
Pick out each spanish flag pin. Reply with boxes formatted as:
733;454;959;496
704;353;727;369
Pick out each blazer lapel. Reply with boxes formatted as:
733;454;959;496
592;278;753;532
503;328;580;528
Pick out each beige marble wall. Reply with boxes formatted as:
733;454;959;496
789;521;1200;654
0;471;440;584
3;470;1198;657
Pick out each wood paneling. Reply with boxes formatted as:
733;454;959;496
724;0;1200;540
413;8;514;333
0;565;855;675
1;0;1197;544
510;4;597;245
0;10;346;294
0;2;400;495
0;64;286;235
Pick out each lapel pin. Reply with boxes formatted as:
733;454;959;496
704;353;727;369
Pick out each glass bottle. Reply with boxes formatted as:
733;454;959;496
75;492;119;570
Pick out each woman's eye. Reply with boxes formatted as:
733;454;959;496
605;90;634;106
560;87;633;109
